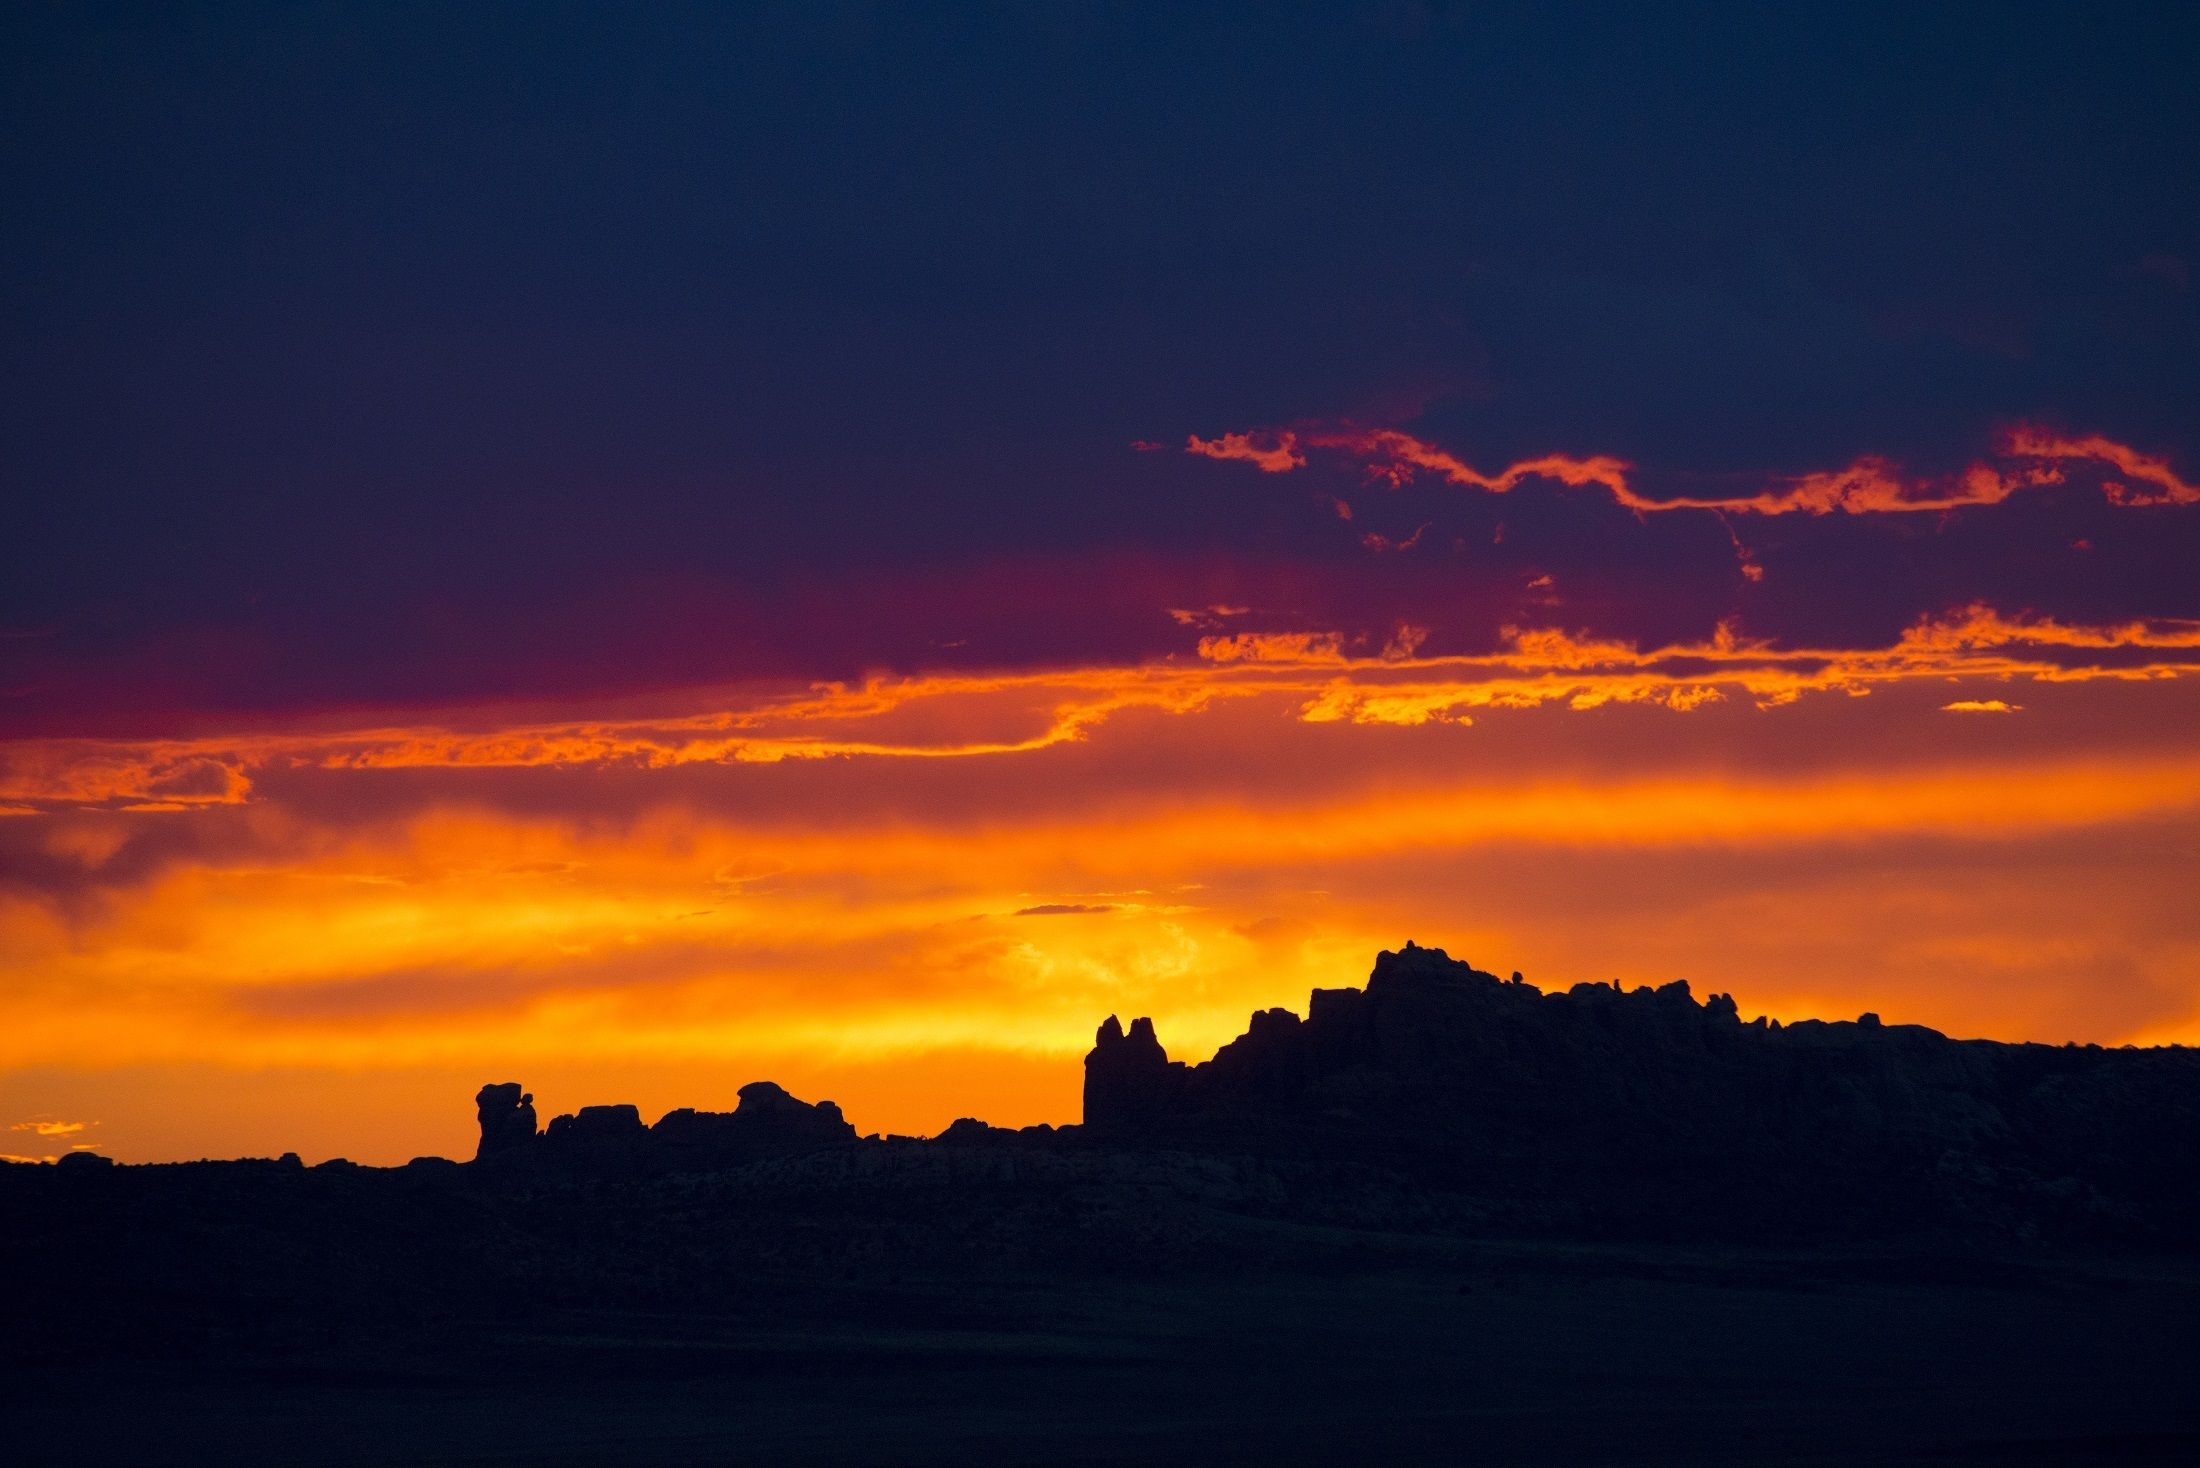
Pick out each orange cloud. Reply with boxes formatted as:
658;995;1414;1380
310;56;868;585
9;1119;88;1138
1167;605;1251;628
1895;603;2200;654
1193;631;1347;665
0;746;252;809
2003;428;2200;507
1944;700;2020;713
1184;431;1305;473
1182;422;2197;518
2;607;2195;812
1308;427;1633;498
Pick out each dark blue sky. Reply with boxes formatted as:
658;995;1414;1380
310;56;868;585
7;2;2197;731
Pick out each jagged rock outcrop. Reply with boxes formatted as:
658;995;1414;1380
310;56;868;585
473;1082;538;1160
1083;1014;1180;1131
1081;941;2200;1242
650;1081;858;1166
541;1104;648;1171
431;941;2197;1242
931;1117;1064;1148
473;1079;859;1176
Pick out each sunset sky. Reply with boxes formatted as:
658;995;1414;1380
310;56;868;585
6;4;2199;1164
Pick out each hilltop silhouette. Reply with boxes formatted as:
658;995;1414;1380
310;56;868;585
9;944;2200;1466
417;942;2199;1245
1082;942;2200;1243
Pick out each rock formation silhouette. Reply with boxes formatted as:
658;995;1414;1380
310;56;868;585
1083;1013;1175;1128
440;941;2200;1244
472;1082;536;1160
471;1076;858;1175
1082;942;2200;1241
12;942;2199;1257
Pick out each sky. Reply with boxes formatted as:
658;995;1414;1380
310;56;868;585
5;2;2199;1164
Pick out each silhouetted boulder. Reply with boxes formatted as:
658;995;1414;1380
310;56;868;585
473;1081;538;1160
651;1081;858;1168
470;1079;864;1176
1084;1013;1183;1132
544;1104;645;1145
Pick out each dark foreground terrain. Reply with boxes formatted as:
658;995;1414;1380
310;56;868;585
13;1243;2200;1466
8;945;2199;1465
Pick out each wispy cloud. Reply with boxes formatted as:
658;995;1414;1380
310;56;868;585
1180;423;2197;517
1;607;2194;809
2002;429;2200;507
10;1119;90;1138
1185;431;1305;473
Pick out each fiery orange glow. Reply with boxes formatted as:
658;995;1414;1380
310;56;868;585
5;603;2200;1161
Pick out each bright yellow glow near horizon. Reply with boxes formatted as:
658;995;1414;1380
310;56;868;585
5;622;2200;1164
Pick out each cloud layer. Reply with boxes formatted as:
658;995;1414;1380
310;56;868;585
6;595;2200;1161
